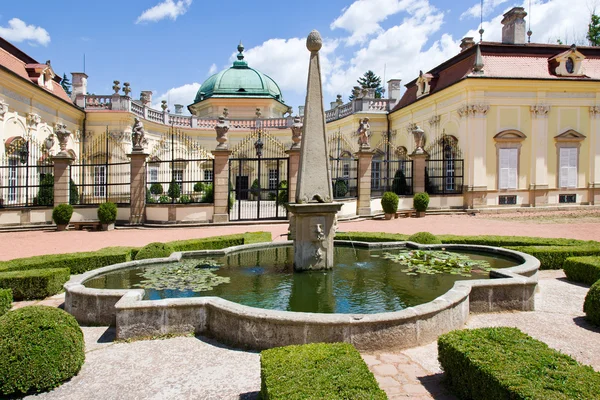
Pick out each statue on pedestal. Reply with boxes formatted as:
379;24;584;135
291;116;303;149
357;117;371;149
131;117;146;151
412;126;426;154
215;111;230;150
55;123;71;156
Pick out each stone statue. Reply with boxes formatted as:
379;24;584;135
412;126;426;154
357;117;371;148
290;115;303;149
131;117;146;151
215;112;230;150
54;123;71;155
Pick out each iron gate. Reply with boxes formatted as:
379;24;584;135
228;157;288;221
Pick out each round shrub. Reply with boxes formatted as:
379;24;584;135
0;306;84;396
168;180;181;200
193;182;205;193
52;204;73;225
408;232;442;245
584;280;600;326
149;183;163;196
381;191;399;214
135;242;175;260
97;202;117;224
334;179;348;198
413;192;430;212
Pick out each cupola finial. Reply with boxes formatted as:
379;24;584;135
237;41;245;60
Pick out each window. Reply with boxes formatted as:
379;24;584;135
499;195;517;205
94;166;106;197
559;194;576;203
8;159;18;202
268;169;278;190
498;148;518;190
444;145;455;191
566;57;574;74
559;147;577;188
342;162;350;179
371;161;381;190
148;167;158;183
173;170;183;191
203;169;213;182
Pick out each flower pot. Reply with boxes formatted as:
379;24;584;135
56;223;68;231
415;210;426;218
384;213;394;220
101;223;115;231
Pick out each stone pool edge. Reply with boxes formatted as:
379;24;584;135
64;241;539;351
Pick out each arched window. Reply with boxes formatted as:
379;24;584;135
425;134;463;194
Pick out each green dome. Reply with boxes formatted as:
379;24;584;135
194;42;284;104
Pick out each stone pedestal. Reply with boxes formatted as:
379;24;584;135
355;149;374;216
286;148;301;205
52;154;74;206
128;151;148;224
212;149;232;223
287;203;342;271
410;153;429;194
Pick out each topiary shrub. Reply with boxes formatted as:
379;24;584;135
408;232;442;245
69;179;79;205
135;242;175;260
149;183;163;196
563;257;600;286
250;178;261;198
167;179;180;200
391;168;409;195
35;174;54;206
0;268;70;301
334;179;349;198
277;180;288;205
0;289;11;317
584;280;600;326
97;202;117;224
413;192;430;212
381;191;399;214
193;182;205;193
201;183;214;203
0;306;85;396
52;204;73;225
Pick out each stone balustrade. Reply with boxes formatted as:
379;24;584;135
325;98;394;122
85;95;112;110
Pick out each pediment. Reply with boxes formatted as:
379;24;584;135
493;130;527;142
554;129;586;141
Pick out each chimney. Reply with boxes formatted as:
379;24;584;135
70;72;88;107
140;90;152;106
387;79;402;101
501;7;527;45
174;104;183;114
460;37;476;52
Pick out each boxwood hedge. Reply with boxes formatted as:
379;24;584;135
0;289;11;316
408;232;442;244
135;242;175;260
438;327;600;400
563;256;600;285
507;245;600;270
260;343;386;400
584;280;600;326
0;268;70;301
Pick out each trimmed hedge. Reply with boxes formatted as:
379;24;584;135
336;231;409;242
563;256;600;285
507;245;600;270
0;306;85;396
408;232;442;245
52;204;73;225
438;327;600;400
135;242;175;260
166;232;272;252
381;191;399;214
413;192;429;212
584;280;600;326
0;289;11;316
260;343;386;400
0;268;70;301
437;235;590;247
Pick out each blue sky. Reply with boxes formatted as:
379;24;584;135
0;0;593;114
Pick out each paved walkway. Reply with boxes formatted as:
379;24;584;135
2;211;599;261
18;270;598;400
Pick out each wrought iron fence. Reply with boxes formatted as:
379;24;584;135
371;160;413;197
330;157;358;199
146;128;214;205
0;136;54;208
70;129;131;205
425;159;464;195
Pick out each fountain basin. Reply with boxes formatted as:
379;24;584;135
64;241;539;351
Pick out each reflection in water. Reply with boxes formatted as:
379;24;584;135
85;246;518;314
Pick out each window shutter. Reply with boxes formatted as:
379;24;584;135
508;148;517;189
568;148;577;188
499;149;509;189
559;148;577;188
499;149;517;189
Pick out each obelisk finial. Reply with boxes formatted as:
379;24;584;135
306;30;322;53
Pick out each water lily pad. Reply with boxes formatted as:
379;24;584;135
379;250;491;277
134;259;229;292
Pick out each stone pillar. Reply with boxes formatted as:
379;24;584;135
286;148;301;204
355;149;374;216
128;151;148;225
590;107;600;205
52;155;74;205
212;150;232;223
529;105;550;207
410;153;428;194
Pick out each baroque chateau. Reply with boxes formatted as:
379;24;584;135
0;6;599;225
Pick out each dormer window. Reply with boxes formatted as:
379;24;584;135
566;58;574;73
416;70;433;98
549;45;586;77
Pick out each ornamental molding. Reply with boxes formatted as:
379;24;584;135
457;103;489;118
428;115;441;127
26;113;41;130
0;98;8;120
530;105;550;117
406;122;417;134
590;106;600;117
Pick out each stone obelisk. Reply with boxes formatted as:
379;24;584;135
287;30;342;271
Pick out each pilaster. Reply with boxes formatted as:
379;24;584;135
128;151;148;225
589;106;600;204
458;103;489;194
212;149;232;223
530;104;551;206
355;149;374;216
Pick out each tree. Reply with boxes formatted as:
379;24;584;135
349;70;384;100
391;169;409;195
61;73;72;95
588;13;600;46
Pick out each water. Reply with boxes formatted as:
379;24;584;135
84;246;518;314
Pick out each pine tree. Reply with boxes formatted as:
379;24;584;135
588;13;600;46
349;70;384;100
61;73;72;95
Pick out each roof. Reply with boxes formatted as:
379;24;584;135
393;42;600;112
0;37;73;105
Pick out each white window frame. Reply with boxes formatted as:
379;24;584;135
268;169;278;190
173;169;183;191
8;158;18;202
94;165;106;197
148;166;159;183
342;162;350;178
498;148;518;190
203;169;213;182
559;147;578;189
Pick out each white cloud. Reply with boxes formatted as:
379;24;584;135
136;0;192;24
0;18;50;46
208;63;218;75
152;82;201;113
460;0;509;20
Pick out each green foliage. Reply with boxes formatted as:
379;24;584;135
97;202;117;224
436;235;589;247
168;179;181;200
52;204;73;225
180;195;192;204
507;244;600;270
146;190;155;204
0;289;11;317
588;13;600;46
193;182;205;193
438;327;600;400
277;180;288;205
584;280;600;326
349;70;384;100
60;73;72;94
69;179;79;205
0;306;84;396
135;259;229;291
381;191;399;214
335;231;410;242
250;178;261;198
0;268;70;301
135;242;175;260
425;168;433;194
149;183;163;195
563;257;600;286
36;174;54;206
391;169;409;195
200;183;214;203
334;179;349;198
413;192;430;212
159;195;170;203
260;343;386;400
382;249;490;277
408;232;442;244
168;232;272;252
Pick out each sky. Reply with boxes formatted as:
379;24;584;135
0;0;597;115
